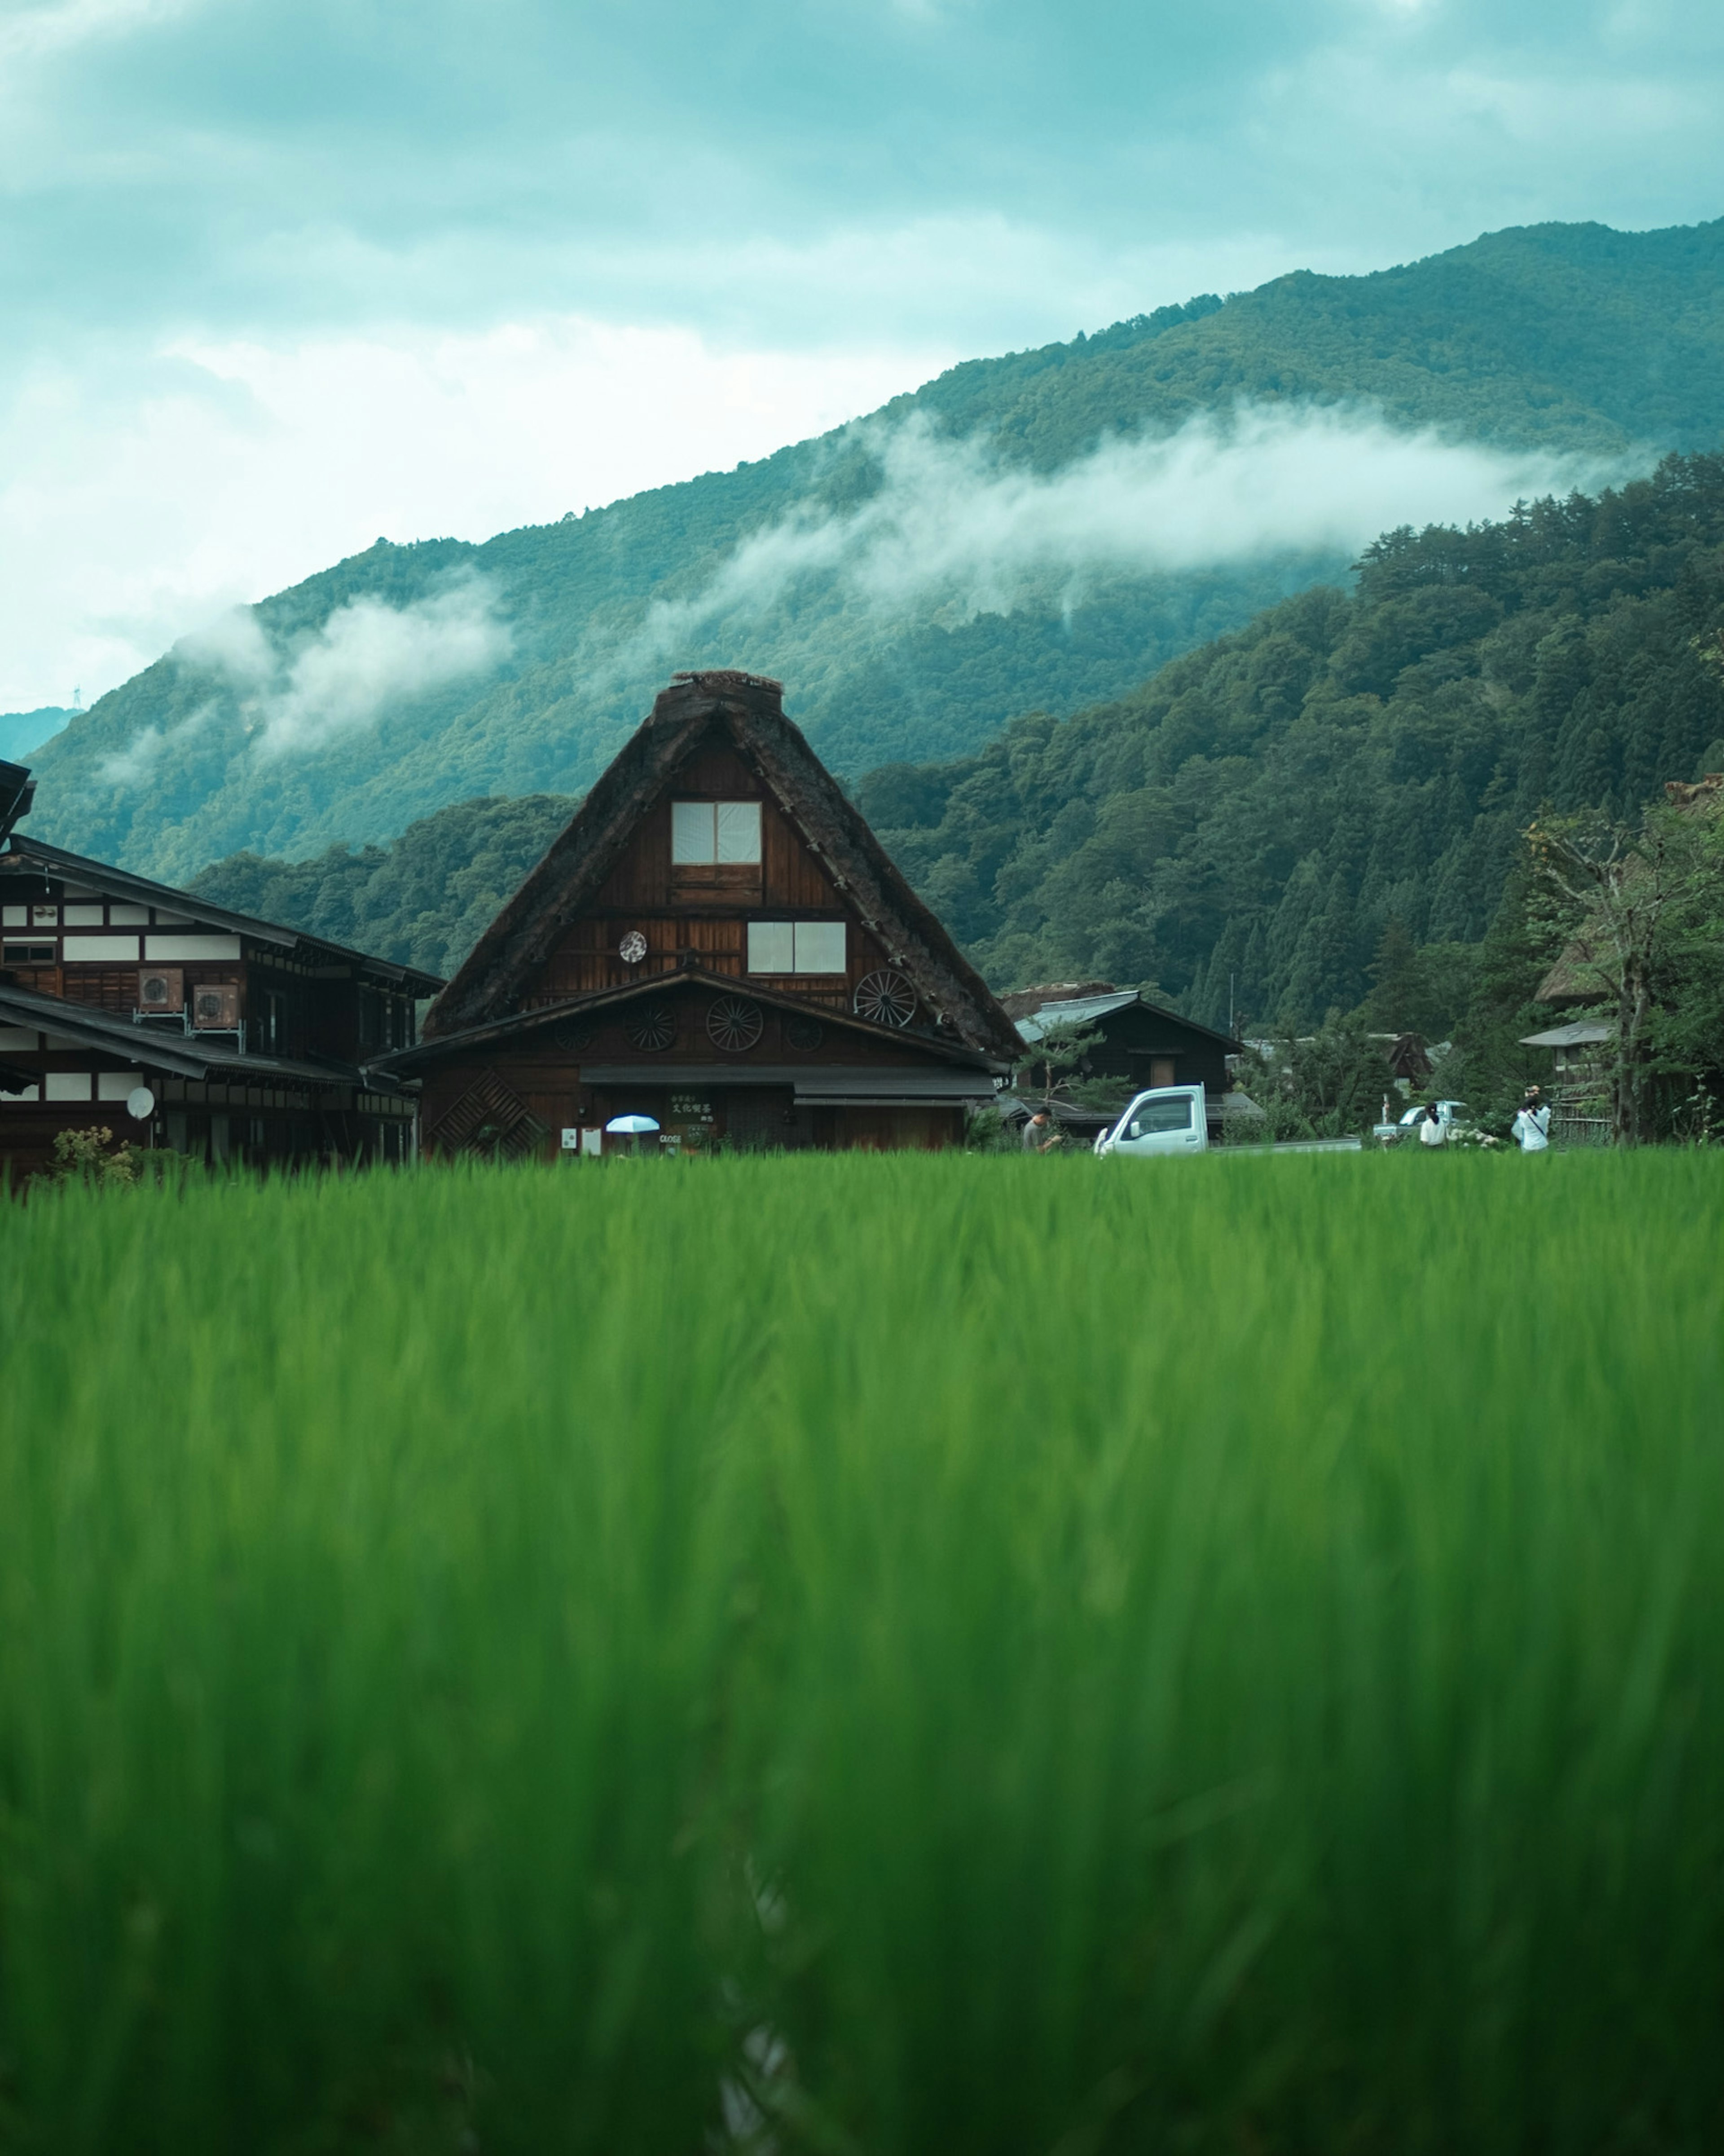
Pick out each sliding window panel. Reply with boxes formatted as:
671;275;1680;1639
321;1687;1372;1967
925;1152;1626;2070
747;921;795;974
716;801;762;864
672;801;717;864
792;921;847;973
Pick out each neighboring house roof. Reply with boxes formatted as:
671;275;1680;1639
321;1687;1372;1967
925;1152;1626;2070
1520;1022;1612;1049
0;759;34;844
0;977;406;1091
997;980;1117;1022
0;833;444;993
1535;941;1617;1005
426;670;1022;1063
381;965;1014;1077
1015;988;1240;1050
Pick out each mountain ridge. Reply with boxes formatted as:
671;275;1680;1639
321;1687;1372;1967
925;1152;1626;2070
26;214;1724;884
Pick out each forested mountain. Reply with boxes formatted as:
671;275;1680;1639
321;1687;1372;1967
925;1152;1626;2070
189;793;577;984
189;456;1724;1042
0;708;74;763
861;454;1724;1030
26;216;1724;885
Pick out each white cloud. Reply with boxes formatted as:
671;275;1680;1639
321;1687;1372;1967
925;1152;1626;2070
253;580;510;754
0;0;192;62
629;402;1618;659
0;317;955;711
180;575;512;758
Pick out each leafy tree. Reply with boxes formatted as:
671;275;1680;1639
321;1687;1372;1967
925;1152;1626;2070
1236;1017;1393;1139
1528;791;1724;1143
1012;1021;1106;1112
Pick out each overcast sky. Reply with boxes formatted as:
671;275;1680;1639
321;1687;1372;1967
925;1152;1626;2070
4;0;1723;710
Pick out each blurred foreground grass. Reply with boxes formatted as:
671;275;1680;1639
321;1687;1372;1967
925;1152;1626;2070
1;1151;1721;2154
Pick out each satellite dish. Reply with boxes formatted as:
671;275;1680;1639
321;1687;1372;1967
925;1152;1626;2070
618;929;648;964
126;1085;156;1121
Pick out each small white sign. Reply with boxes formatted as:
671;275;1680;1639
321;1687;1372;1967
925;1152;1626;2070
581;1127;603;1156
560;1128;580;1150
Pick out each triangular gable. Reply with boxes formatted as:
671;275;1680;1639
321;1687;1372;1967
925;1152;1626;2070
427;671;1021;1061
390;963;1011;1073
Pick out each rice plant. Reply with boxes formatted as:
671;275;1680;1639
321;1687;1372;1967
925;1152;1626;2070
0;1151;1719;2153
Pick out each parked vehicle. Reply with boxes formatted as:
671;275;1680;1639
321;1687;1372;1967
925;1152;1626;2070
1376;1100;1469;1145
1095;1085;1209;1158
1404;1099;1469;1129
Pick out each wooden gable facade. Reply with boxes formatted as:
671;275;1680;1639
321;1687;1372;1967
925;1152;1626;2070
0;791;441;1180
385;671;1020;1155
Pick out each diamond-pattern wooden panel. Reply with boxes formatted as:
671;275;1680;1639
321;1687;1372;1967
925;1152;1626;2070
427;1069;548;1160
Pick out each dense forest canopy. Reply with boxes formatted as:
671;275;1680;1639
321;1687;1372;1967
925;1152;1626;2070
0;708;75;764
189;794;578;986
186;458;1724;1074
859;454;1724;1031
27;216;1724;885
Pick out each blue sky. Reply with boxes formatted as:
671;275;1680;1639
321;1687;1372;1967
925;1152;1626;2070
4;0;1723;709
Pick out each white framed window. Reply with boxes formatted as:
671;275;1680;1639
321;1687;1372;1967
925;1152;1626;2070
747;921;847;974
44;1071;92;1102
747;921;794;973
671;799;761;865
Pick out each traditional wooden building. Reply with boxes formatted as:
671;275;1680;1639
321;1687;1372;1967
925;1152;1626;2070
1007;984;1240;1133
382;671;1019;1154
0;766;441;1180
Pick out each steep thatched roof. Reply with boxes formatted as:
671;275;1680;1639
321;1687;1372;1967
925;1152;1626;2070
426;671;1022;1061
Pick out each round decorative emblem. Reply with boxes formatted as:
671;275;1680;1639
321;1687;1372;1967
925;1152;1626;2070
707;995;765;1053
853;969;916;1028
618;929;649;965
784;1013;825;1053
623;1001;676;1051
550;1019;600;1054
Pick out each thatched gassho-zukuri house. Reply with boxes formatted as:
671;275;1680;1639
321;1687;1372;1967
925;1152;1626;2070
379;671;1020;1155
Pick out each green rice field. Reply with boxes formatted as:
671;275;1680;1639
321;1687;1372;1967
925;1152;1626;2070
2;1151;1722;2154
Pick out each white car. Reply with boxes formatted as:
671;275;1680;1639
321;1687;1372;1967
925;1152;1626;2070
1375;1099;1469;1145
1094;1085;1209;1158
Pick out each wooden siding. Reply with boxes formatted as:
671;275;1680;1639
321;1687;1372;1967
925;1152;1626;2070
525;728;891;1013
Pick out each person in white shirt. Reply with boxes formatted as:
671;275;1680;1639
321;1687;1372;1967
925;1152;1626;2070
1418;1102;1446;1147
1512;1085;1552;1153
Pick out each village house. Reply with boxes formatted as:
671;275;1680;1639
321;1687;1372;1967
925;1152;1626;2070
379;671;1020;1154
1003;983;1242;1136
0;757;442;1181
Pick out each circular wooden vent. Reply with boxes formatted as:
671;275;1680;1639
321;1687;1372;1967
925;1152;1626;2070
706;995;765;1052
623;1002;676;1051
853;970;916;1028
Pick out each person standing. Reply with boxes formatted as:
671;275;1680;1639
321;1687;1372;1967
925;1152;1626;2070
1022;1107;1063;1153
1512;1086;1551;1153
1418;1102;1446;1148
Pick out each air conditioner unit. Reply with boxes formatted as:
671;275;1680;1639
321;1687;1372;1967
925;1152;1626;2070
138;966;184;1014
192;981;241;1031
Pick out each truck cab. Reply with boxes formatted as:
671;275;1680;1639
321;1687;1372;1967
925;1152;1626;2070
1095;1084;1209;1158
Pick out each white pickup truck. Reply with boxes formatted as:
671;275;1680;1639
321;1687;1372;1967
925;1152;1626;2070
1094;1085;1209;1158
1096;1085;1366;1157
